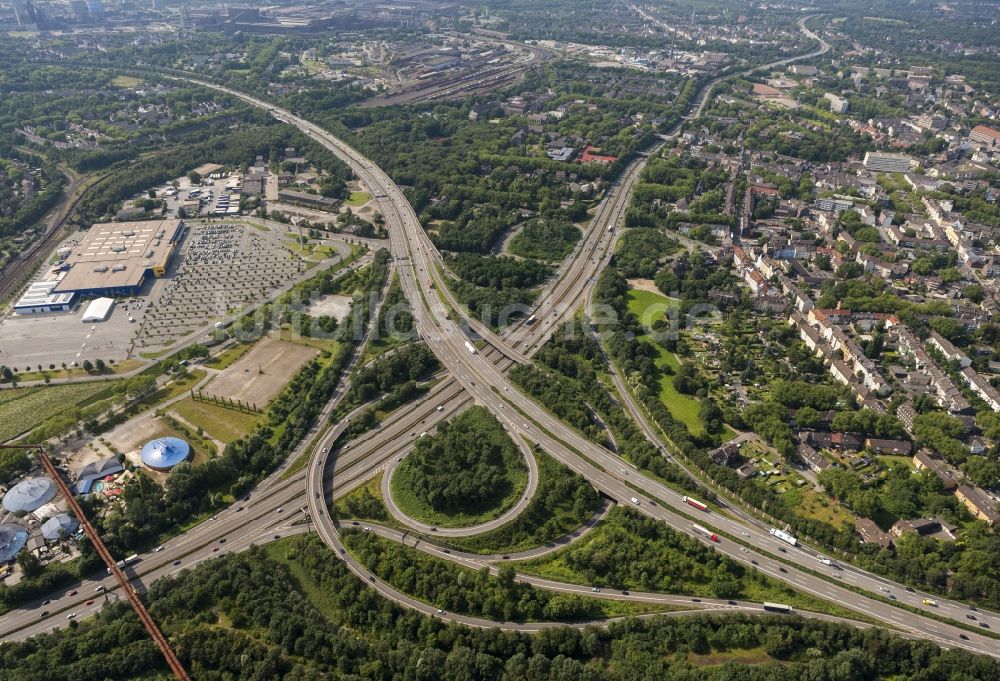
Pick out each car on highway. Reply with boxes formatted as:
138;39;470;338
173;560;181;566
277;507;283;513
967;614;977;620
213;547;220;553
879;586;889;592
960;634;970;640
778;567;787;573
922;599;937;607
41;599;50;606
86;600;94;605
68;590;77;596
980;622;990;629
219;538;226;544
40;611;49;617
591;587;600;593
436;609;445;615
154;546;164;552
66;613;76;620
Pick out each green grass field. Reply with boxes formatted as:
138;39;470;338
346;191;372;206
626;288;680;328
170;397;262;444
204;342;254;370
625;288;737;439
637;334;705;435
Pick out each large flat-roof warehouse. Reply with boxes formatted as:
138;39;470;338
54;219;183;296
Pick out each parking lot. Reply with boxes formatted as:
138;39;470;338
156;172;246;220
0;296;138;370
135;222;305;351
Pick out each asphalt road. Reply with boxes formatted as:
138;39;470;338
252;43;1000;658
4;19;996;657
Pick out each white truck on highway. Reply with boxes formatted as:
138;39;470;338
769;527;797;546
464;340;477;354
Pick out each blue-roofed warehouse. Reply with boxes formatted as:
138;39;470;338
140;437;190;472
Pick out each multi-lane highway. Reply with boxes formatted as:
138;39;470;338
6;16;1000;658
248;29;1000;657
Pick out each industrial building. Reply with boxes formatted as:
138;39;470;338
12;280;76;315
53;219;183;297
862;152;915;174
2;476;57;513
140;437;190;472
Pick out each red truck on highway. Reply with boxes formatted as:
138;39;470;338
683;496;708;512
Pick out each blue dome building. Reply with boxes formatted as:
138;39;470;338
0;524;29;563
140;437;190;472
2;476;57;513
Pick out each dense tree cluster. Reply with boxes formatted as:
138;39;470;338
447;448;601;554
447;253;551;326
526;507;784;601
613;229;679;278
508;218;581;261
346;530;600;622
5;536;999;680
401;407;526;514
345;344;439;405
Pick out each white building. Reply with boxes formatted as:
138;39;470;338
13;281;76;315
824;93;849;114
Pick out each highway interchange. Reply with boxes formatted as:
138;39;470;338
3;14;1000;661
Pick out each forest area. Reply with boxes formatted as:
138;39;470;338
3;536;998;680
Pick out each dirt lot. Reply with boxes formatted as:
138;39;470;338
306;294;352;320
626;278;660;294
205;337;318;406
103;412;169;456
